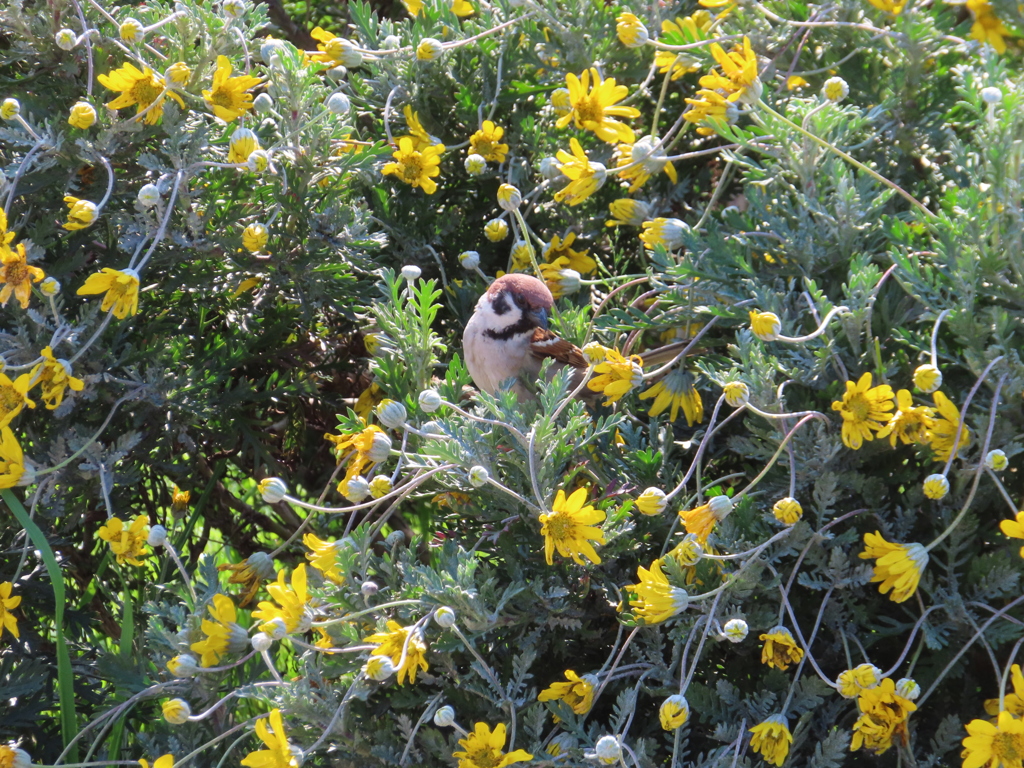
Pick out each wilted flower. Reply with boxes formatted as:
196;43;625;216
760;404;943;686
749;715;792;766
639;368;703;425
925;391;970;462
625;559;689;624
0;581;21;640
760;625;804;670
539;670;597;714
836;663;882;698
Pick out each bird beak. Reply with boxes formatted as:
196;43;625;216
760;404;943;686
529;307;549;329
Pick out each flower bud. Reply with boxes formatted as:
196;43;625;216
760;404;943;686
418;389;443;412
659;694;689;730
376;399;407;429
539;156;562;180
40;277;61;296
433;705;456;727
496;183;521;211
382;35;401;49
119;18;144;43
594;735;621;765
420;420;444;435
551;87;571;116
616;12;649;47
484;217;509;242
547;267;580;297
749;310;782;341
1;99;21;120
981;86;1003;104
55;28;78;50
364;656;396;680
222;0;247;19
167;654;200;677
416;38;444;61
243;223;269;253
247;149;269;173
468;465;490;487
251;631;273;652
547;734;576;756
327;38;363;67
434;606;456;627
138;183;161;208
264;617;289;640
9;747;30;768
367;431;393;463
401;264;422;281
161;698;191;725
253;93;275;114
923;474;949;500
342;475;370;503
913;364;942;393
464;154;487;176
369;475;393;499
458;249;481;269
606;198;651;227
68;101;97;129
669;534;703;567
147;525;168;547
258;477;288;503
722;618;749;642
361;581;378;597
636;487;667;516
228;127;260;164
986;449;1008;471
166;62;191;86
896;678;920;700
261;38;288;64
385;530;405;548
246;551;277;580
326;92;351;116
723;381;750;407
640;217;687;251
772;497;803;525
582;342;609;364
708;495;733;520
823;76;849;102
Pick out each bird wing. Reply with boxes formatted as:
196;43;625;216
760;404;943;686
529;327;588;369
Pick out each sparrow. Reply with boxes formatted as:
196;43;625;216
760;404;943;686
463;273;588;401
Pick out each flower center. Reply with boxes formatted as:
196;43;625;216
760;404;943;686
0;385;23;411
400;156;425;182
5;263;27;285
474;139;494;156
847;393;871;422
575;96;603;125
993;732;1022;762
211;88;236;108
467;747;501;768
546;510;574;540
131;78;163;105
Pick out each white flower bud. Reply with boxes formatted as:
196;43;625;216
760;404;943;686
147;525;168;547
40;277;60;296
594;735;622;765
361;581;378;596
167;654;200;677
326;92;351;115
416;38;444;61
264;617;289;640
986;449;1008;471
896;677;920;700
55;29;78;50
496;183;521;211
253;93;275;114
385;530;405;548
382;35;401;49
258;477;288;503
401;264;422;281
923;473;949;500
326;65;348;81
635;487;667;516
376;399;407;429
260;38;288;64
468;465;489;487
138;183;161;208
723;382;749;407
822;76;849;102
343;475;370;503
251;632;273;652
433;705;456;727
246;551;277;580
367;431;393;463
722;618;749;642
419;389;442;412
981;86;1003;104
464;153;487;176
708;495;733;520
539;156;562;180
119;18;144;43
369;475;393;499
161;698;191;725
420;420;444;435
10;747;30;768
247;149;269;173
222;0;247;19
364;656;396;680
1;98;21;120
434;606;456;627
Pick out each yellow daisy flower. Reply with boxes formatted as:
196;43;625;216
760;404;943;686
542;231;596;274
302;533;346;585
836;663;882;698
654;11;712;79
613;136;678;193
0;372;35;429
190;593;246;667
638;368;703;425
925;390;970;462
97;515;150;566
468;120;508;163
831;372;896;450
866;0;907;12
253;565;310;635
999;510;1024;558
241;709;298;768
553;138;607;206
139;755;175;768
0;427;25;489
967;0;1009;54
400;105;438;151
539;487;606;566
985;664;1024;717
98;62;185;124
962;711;1024;768
76;267;140;319
605;198;651;227
382;137;445;194
851;678;917;754
30;346;85;410
453;722;532;768
402;0;423;14
0;581;21;640
364;619;429;685
451;0;474;15
683;88;742;136
203;56;262;122
0;241;44;309
624;558;689;624
859;531;928;603
749;715;792;767
759;625;803;670
587;348;643;405
555;67;641;145
538;670;597;714
679;495;732;543
699;36;759;97
876;389;934;447
63;196;98;231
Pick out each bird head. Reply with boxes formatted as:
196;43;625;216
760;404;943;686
482;273;553;332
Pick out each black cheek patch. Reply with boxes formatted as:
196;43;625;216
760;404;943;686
491;292;511;316
483;315;535;341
